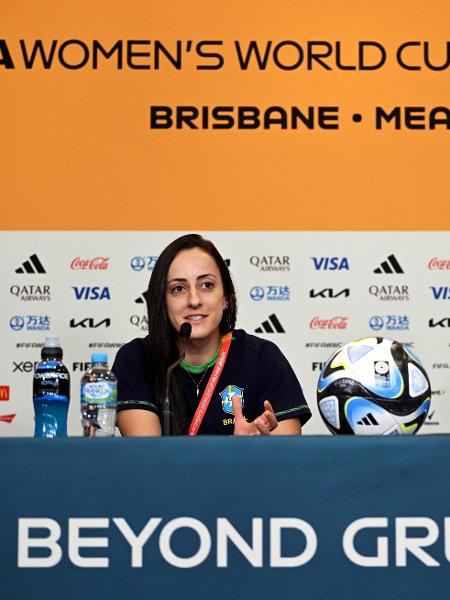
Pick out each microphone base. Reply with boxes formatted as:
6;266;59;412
162;406;171;436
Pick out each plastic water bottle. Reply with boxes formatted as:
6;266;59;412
33;337;70;438
80;353;117;437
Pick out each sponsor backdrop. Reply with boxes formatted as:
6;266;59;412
2;231;449;436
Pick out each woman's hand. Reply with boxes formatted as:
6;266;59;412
232;395;278;436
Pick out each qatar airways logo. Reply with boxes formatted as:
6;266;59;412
369;285;409;302
70;257;109;270
130;315;148;330
17;516;450;569
250;256;290;272
428;258;450;270
10;285;51;302
310;316;348;329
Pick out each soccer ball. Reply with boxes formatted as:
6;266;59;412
317;337;431;435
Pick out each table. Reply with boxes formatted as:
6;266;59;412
1;435;449;599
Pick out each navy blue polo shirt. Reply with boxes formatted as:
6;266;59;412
112;329;311;434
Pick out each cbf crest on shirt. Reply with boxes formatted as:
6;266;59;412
219;385;244;415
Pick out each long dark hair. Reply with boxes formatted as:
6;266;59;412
145;234;237;434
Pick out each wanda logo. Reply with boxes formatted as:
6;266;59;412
70;257;109;270
310;316;348;329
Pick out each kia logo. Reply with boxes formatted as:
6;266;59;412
69;318;111;328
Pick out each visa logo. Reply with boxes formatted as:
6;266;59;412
311;257;349;270
72;287;111;300
431;287;450;300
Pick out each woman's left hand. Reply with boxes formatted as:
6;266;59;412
232;395;278;436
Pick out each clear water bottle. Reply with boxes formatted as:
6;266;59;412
33;337;70;438
80;353;117;437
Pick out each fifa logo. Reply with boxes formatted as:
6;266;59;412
374;361;390;388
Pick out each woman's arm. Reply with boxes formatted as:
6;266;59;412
117;409;162;436
232;397;302;436
270;417;302;435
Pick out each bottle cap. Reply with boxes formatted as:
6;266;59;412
41;337;63;359
91;353;108;363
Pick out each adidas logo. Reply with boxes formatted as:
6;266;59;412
135;291;148;304
356;412;379;426
15;254;46;274
374;254;404;274
255;313;285;334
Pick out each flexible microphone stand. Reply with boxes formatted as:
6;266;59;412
162;323;192;436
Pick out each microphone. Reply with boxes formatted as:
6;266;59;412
179;322;192;341
162;323;192;436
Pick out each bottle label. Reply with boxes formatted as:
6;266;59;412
34;371;70;381
82;382;117;404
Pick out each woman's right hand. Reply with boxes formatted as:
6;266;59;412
232;395;278;436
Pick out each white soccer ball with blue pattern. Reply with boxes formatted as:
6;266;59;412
317;337;431;435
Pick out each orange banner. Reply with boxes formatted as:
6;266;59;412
1;1;448;230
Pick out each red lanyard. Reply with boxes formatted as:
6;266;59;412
187;332;232;436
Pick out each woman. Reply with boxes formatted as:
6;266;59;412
112;234;311;435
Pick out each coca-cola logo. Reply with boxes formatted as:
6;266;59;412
309;316;348;329
70;257;109;270
428;257;450;270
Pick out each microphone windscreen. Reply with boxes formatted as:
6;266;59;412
179;322;192;339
